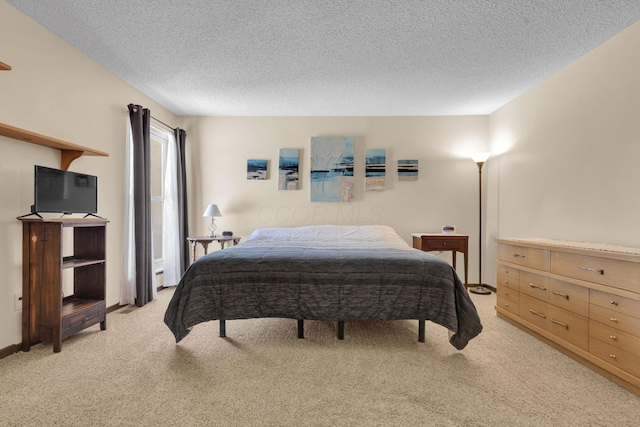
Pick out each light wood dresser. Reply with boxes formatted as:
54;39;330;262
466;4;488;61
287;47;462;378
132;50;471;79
495;238;640;395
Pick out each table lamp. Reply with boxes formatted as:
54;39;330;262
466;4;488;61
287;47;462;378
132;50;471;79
202;204;222;237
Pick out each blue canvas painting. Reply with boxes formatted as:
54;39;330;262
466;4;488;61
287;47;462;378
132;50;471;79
278;149;299;190
310;136;354;202
398;159;418;181
247;159;268;180
365;149;386;191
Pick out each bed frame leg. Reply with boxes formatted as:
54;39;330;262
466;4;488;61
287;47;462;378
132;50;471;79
297;319;304;339
219;319;226;337
337;321;344;340
418;320;425;342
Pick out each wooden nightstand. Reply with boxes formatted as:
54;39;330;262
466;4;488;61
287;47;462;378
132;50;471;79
412;233;469;285
187;235;241;263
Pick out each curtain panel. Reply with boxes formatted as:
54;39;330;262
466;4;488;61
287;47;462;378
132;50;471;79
122;104;156;307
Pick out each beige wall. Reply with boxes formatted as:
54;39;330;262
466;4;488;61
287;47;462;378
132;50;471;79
485;20;640;285
0;2;177;350
182;115;488;263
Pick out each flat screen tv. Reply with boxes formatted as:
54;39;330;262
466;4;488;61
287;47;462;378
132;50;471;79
31;165;98;216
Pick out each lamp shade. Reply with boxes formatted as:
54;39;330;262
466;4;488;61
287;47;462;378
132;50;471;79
202;204;222;218
471;152;491;164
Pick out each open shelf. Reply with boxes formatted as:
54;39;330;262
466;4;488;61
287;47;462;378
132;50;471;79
0;122;108;170
62;257;106;269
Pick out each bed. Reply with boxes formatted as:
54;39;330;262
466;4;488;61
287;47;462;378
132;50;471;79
164;225;483;350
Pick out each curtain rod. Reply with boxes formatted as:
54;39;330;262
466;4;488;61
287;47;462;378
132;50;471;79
151;116;176;131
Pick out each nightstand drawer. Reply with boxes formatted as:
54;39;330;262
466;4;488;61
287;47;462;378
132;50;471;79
421;238;462;250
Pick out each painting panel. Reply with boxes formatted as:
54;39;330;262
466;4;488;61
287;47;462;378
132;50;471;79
398;159;418;181
247;159;268;180
365;149;386;191
310;136;354;202
278;149;299;190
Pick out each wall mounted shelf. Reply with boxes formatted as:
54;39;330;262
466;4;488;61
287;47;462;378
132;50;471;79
0;61;11;70
0;122;108;170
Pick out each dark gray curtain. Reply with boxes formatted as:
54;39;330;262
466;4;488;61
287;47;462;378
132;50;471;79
128;103;154;307
175;128;190;274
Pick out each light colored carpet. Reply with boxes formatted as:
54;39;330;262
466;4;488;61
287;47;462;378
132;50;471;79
1;288;638;427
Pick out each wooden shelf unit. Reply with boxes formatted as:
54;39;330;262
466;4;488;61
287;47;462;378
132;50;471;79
0;122;108;170
20;218;108;353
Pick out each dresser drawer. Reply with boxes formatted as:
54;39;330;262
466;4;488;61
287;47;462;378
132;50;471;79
590;320;640;356
497;265;520;280
551;251;640;293
590;338;640;378
520;271;550;302
590;304;640;337
497;244;549;270
497;271;519;290
590;289;640;318
519;294;548;331
547;305;588;351
548;278;589;317
61;301;105;339
496;294;519;316
496;285;519;303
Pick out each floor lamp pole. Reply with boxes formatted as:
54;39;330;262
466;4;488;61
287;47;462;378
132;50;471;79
470;153;491;295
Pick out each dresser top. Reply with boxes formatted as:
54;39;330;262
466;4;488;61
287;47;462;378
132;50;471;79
497;237;640;256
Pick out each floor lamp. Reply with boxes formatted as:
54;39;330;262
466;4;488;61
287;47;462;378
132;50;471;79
470;152;492;295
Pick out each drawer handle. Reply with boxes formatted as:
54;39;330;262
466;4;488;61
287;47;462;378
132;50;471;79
504;291;509;296
552;291;569;300
610;317;618;323
551;319;568;329
579;266;604;275
504;280;509;285
610;300;618;306
529;309;546;318
503;303;509;308
529;283;547;291
512;253;525;258
504;269;509;274
609;335;617;340
609;354;616;359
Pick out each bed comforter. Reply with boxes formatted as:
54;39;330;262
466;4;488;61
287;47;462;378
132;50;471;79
164;225;483;350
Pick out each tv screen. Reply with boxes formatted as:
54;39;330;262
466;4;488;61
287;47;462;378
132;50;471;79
34;165;98;214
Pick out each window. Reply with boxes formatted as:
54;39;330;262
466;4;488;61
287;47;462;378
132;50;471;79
150;124;171;274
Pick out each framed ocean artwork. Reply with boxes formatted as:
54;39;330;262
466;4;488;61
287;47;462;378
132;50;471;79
247;159;268;180
278;149;299;190
365;149;386;191
398;159;418;181
310;136;354;202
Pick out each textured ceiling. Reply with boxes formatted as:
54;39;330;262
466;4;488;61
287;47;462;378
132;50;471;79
7;0;640;116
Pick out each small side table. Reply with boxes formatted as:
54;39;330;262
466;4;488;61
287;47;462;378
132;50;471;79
187;235;241;262
412;233;469;286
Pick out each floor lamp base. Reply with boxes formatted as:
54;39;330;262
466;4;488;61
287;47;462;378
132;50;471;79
469;285;492;295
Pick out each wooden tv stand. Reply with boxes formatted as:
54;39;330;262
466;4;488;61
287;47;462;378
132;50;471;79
19;218;108;352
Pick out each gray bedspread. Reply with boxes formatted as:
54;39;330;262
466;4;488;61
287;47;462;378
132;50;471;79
164;243;483;350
